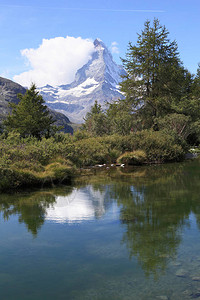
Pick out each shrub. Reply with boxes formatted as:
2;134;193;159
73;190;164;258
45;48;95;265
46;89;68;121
11;160;44;172
0;168;40;191
44;162;75;182
117;150;147;165
99;135;133;152
0;160;76;192
0;129;187;191
132;130;186;162
0;154;12;168
73;129;92;141
107;149;121;163
70;138;109;167
157;113;191;140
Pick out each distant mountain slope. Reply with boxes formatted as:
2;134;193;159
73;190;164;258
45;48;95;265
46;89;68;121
0;76;26;118
39;39;125;123
0;77;73;134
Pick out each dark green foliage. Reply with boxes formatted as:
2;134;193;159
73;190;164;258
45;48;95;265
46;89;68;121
4;84;58;139
0;164;74;192
132;130;186;163
83;100;108;136
70;131;185;166
0;168;40;191
106;101;137;135
0;132;76;191
157;113;192;140
69;137;109;167
117;150;147;165
73;129;92;141
0;129;187;191
120;19;186;121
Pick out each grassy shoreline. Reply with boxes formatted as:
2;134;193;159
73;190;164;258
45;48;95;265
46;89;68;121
0;130;189;192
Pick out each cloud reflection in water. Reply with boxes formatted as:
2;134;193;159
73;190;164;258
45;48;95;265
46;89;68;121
45;186;107;224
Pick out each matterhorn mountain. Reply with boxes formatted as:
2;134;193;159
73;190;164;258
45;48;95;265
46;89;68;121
39;39;126;123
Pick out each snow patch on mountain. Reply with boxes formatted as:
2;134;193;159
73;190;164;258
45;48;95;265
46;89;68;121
39;39;125;123
57;78;99;98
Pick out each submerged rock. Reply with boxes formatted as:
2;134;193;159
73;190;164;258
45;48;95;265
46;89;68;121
192;277;200;281
182;289;191;295
171;261;181;266
175;268;187;277
190;292;200;298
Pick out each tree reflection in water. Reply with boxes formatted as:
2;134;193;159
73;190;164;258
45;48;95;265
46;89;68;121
0;160;200;278
110;162;200;278
0;187;73;236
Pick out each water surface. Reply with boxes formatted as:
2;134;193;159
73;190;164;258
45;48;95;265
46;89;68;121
1;160;200;299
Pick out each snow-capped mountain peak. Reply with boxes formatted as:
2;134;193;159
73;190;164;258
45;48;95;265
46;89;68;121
39;39;125;123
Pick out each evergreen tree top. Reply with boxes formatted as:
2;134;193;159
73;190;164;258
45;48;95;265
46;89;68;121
4;84;58;139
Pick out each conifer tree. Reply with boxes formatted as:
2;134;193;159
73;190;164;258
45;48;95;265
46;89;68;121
83;100;108;136
4;84;57;138
120;18;187;127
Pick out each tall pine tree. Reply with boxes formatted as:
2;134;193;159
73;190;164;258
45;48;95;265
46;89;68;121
83;100;108;136
120;18;189;128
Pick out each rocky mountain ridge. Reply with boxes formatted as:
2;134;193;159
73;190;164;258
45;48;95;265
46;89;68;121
0;77;73;134
39;39;125;123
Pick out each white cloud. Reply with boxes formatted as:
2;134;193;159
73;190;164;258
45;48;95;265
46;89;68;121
111;41;119;54
13;36;95;87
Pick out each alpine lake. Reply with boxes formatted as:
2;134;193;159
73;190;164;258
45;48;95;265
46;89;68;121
1;158;200;300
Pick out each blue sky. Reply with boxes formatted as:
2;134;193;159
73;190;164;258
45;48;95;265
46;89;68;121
0;0;200;86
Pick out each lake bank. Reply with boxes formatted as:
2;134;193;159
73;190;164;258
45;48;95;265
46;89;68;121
1;155;198;193
0;130;193;192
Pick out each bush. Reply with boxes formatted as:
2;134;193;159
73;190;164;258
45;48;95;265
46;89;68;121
132;130;186;163
0;168;40;191
70;138;109;167
99;135;133;152
44;162;75;182
73;130;92;141
0;134;76;191
117;150;147;165
157;113;191;140
11;160;44;172
0;160;76;192
0;129;187;191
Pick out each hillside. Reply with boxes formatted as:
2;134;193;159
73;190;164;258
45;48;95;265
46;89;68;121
0;77;73;134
